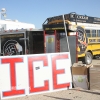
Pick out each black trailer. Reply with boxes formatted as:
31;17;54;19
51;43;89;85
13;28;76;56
0;29;44;56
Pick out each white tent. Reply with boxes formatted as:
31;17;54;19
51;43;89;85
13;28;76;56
0;19;35;31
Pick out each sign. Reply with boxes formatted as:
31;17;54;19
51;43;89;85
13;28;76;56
0;52;72;99
46;13;100;25
70;14;100;24
47;37;54;43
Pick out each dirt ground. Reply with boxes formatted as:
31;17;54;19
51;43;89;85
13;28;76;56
92;59;100;65
2;59;100;100
73;59;100;67
5;88;100;100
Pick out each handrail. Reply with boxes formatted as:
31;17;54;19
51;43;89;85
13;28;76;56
47;20;71;24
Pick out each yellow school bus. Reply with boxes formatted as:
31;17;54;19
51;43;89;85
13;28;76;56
43;13;100;65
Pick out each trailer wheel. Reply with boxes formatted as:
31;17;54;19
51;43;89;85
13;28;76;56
84;52;92;65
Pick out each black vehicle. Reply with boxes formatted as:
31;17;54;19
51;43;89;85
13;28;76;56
0;29;44;56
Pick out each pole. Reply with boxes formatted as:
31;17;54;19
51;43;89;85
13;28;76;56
0;12;1;20
62;14;70;52
75;13;77;25
62;14;72;65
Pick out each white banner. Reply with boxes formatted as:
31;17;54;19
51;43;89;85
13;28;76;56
0;52;72;99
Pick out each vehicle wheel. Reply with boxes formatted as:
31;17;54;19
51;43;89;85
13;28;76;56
84;52;92;65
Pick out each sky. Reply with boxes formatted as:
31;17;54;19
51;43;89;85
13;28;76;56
0;0;100;28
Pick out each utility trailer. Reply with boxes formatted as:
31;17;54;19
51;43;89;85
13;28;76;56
0;29;44;56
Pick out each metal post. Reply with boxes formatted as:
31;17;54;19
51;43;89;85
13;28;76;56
0;12;1;20
62;14;72;65
0;12;3;20
75;13;77;25
62;14;70;52
24;32;27;55
0;8;7;20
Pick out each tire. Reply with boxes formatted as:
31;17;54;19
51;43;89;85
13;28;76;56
84;52;93;65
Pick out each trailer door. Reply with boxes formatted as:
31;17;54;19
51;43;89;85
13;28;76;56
26;31;44;54
44;30;56;53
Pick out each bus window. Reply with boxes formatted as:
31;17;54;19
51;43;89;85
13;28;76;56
85;30;91;37
97;30;100;37
91;30;96;37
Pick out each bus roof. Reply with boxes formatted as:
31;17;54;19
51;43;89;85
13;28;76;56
43;13;100;25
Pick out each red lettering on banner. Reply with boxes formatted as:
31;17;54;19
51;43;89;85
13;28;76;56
52;54;70;89
1;58;25;97
28;56;49;93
